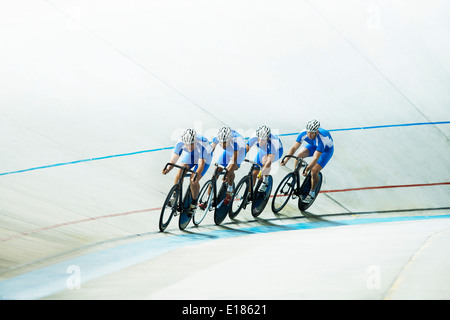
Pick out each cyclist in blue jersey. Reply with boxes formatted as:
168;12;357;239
210;126;247;205
246;125;284;192
162;128;213;216
281;119;334;203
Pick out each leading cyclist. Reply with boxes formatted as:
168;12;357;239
162;128;213;216
281;119;334;203
246;125;284;192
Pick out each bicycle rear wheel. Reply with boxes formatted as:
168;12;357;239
194;180;214;226
252;175;273;217
298;172;323;211
229;176;249;219
159;184;180;232
272;172;296;213
214;182;234;225
179;186;193;230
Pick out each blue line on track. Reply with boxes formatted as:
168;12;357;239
1;121;448;177
1;213;449;299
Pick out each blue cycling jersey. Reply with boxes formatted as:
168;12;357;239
212;130;247;167
247;133;283;155
173;135;213;164
212;130;246;153
247;133;284;166
296;128;334;153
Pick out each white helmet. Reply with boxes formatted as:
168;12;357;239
256;125;271;139
306;119;320;132
181;128;197;145
217;126;232;143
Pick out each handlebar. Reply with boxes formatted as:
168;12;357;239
214;163;229;179
281;155;308;174
163;163;198;180
244;159;263;170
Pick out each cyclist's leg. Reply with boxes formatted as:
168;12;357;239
270;145;283;168
310;146;333;192
260;154;275;176
259;143;281;177
190;161;210;199
224;148;245;186
218;150;231;184
254;149;276;192
180;151;199;198
186;161;210;215
252;149;265;186
309;163;322;195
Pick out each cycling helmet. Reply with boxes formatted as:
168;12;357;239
217;126;232;143
181;128;197;145
256;125;271;139
306;119;320;132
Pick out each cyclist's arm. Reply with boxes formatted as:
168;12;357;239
162;153;180;174
226;149;239;171
231;147;239;164
211;136;218;152
246;135;257;153
282;141;301;165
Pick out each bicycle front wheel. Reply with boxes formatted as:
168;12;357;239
159;184;180;232
229;176;249;219
272;172;296;213
194;180;214;226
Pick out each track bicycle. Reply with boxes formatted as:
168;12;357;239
159;163;198;232
271;155;323;213
195;163;235;226
229;159;273;218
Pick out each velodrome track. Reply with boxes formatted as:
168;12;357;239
1;1;449;300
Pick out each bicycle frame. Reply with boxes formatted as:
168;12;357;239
163;163;198;212
194;163;231;225
272;154;323;213
210;163;229;203
229;158;274;218
196;163;229;213
283;155;308;194
243;159;264;201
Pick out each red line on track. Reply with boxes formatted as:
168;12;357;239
321;182;450;193
1;182;449;242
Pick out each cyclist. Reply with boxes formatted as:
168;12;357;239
162;128;213;216
246;125;284;192
210;126;247;205
281;119;334;203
